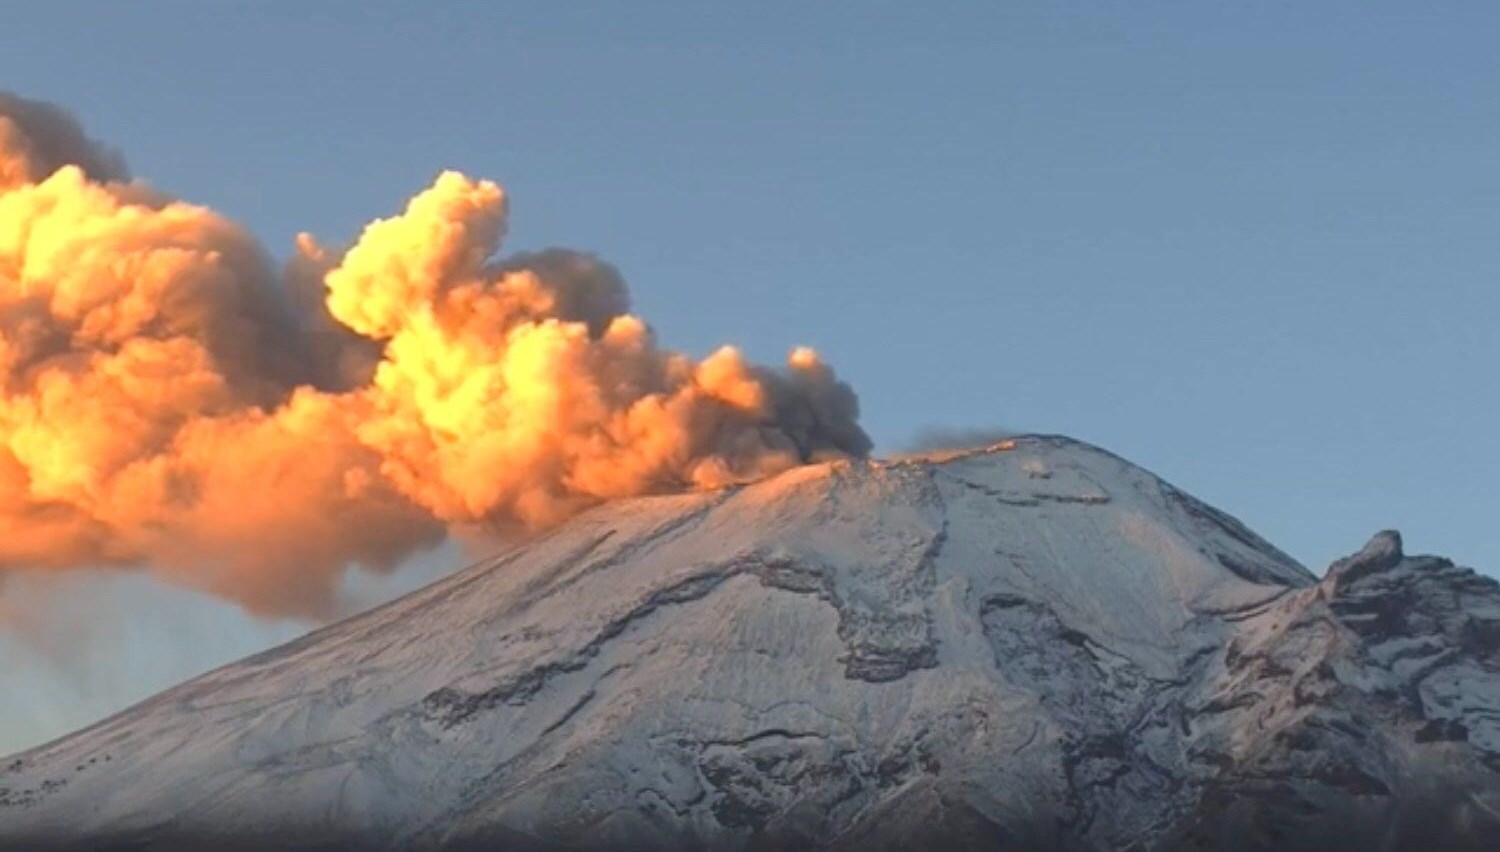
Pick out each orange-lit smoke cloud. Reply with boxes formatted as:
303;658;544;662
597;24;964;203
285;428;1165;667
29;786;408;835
0;93;870;617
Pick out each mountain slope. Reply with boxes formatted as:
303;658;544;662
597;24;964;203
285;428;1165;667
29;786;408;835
2;436;1496;851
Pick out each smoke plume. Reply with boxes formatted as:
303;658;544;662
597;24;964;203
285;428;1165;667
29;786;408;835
0;93;870;617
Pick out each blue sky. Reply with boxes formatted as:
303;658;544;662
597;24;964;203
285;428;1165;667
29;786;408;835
1;2;1497;751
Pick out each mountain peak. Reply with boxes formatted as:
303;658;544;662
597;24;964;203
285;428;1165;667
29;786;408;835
3;436;1495;851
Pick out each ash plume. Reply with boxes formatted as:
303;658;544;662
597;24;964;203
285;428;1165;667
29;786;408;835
0;93;870;617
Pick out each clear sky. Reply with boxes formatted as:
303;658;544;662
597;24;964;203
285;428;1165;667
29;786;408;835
1;2;1496;752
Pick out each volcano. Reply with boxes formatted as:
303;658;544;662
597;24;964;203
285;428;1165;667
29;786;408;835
3;436;1498;850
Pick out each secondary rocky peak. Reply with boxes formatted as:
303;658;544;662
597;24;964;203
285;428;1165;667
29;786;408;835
1326;529;1405;588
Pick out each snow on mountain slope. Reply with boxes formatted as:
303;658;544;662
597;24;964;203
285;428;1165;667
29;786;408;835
2;436;1496;851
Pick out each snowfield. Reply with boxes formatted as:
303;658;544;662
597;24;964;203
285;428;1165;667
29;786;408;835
3;436;1497;850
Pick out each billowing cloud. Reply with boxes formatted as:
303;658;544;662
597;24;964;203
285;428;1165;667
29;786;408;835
0;91;126;190
0;92;870;616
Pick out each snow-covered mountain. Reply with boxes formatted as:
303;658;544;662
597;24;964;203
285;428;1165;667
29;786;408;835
3;436;1498;851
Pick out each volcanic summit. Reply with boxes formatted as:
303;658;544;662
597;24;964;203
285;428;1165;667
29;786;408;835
3;436;1498;850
